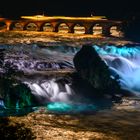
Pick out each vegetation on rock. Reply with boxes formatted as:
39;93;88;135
0;48;35;109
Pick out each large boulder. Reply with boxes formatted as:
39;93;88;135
73;44;121;96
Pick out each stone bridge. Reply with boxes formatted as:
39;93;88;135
0;16;124;37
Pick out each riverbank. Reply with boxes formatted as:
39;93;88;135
1;107;140;140
0;31;138;46
0;31;140;140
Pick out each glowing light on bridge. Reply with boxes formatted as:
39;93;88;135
20;15;107;21
0;15;123;37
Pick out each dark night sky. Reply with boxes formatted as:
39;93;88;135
0;0;140;20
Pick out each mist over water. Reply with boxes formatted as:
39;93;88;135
93;45;140;94
22;44;140;113
1;44;140;115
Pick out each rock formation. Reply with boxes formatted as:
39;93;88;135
0;48;35;109
73;44;121;97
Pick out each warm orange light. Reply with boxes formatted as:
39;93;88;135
35;15;45;18
0;18;6;21
20;15;107;21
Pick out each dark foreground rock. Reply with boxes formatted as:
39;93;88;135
0;117;35;140
1;109;140;140
73;44;121;96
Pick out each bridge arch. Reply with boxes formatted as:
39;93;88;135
9;22;23;30
58;23;69;33
110;26;117;37
23;22;39;31
110;25;123;37
40;22;53;32
73;24;85;34
93;24;103;35
53;22;69;33
0;22;7;30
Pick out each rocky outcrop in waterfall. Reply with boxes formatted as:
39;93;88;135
0;75;35;109
0;48;35;109
73;44;121;96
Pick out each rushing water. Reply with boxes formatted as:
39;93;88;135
0;44;140;116
94;45;140;94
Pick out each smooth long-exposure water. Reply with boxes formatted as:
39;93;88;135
0;43;140;116
94;45;140;94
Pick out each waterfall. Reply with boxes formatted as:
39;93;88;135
24;78;74;104
1;44;140;115
23;77;99;113
93;45;140;94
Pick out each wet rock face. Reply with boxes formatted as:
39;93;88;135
73;44;120;95
0;50;36;109
0;74;35;109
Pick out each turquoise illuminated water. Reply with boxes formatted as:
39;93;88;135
1;44;140;116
